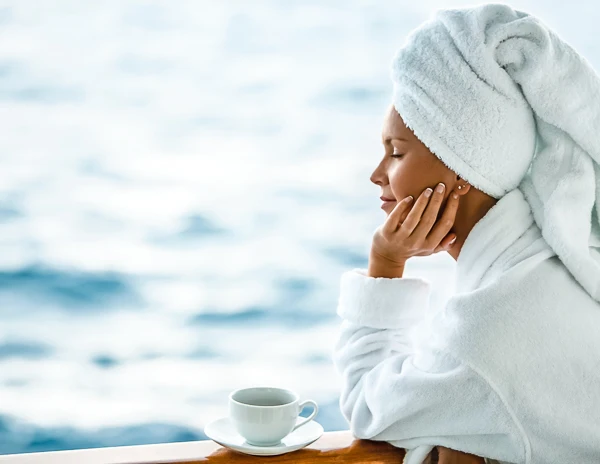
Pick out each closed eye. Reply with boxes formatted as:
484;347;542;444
391;153;404;158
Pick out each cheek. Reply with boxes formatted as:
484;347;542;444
388;161;419;199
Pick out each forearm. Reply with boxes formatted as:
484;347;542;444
332;320;416;438
333;267;431;438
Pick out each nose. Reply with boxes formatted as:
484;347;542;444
370;160;385;186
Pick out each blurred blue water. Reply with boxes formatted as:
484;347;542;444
0;415;207;455
0;0;597;456
0;397;352;455
0;266;139;310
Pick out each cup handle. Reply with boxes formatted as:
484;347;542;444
291;400;319;433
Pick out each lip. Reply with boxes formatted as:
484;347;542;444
380;196;396;201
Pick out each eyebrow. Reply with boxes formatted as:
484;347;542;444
382;136;410;144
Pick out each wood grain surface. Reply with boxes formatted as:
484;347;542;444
0;430;487;464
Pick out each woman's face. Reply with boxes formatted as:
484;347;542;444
370;104;459;216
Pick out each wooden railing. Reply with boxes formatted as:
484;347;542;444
0;431;487;464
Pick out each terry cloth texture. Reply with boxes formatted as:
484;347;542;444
390;3;600;303
333;188;600;463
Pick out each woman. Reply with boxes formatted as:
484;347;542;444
332;4;600;464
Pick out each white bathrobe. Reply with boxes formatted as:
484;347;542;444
332;187;600;464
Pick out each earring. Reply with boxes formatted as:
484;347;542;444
458;185;462;190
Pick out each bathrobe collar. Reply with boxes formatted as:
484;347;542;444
455;188;536;293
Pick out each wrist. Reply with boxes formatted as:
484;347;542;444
367;257;406;278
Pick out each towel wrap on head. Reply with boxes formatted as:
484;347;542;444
389;3;600;302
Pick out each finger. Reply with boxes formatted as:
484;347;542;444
427;190;460;246
382;196;414;234
399;206;410;223
412;182;446;238
401;187;433;235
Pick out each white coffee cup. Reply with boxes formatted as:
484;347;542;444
228;386;319;446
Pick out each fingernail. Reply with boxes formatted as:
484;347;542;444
452;192;459;199
405;195;414;203
424;188;433;197
449;236;457;244
435;183;445;193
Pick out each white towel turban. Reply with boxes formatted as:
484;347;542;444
389;2;600;302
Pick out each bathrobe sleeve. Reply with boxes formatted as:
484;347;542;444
332;268;526;464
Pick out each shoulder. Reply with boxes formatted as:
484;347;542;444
453;254;578;318
425;255;584;360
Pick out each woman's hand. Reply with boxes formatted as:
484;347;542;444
436;446;487;464
370;183;460;269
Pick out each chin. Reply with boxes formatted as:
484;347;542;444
382;201;396;212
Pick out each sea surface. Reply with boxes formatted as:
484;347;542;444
0;0;597;455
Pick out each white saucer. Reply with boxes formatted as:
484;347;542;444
203;416;324;456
